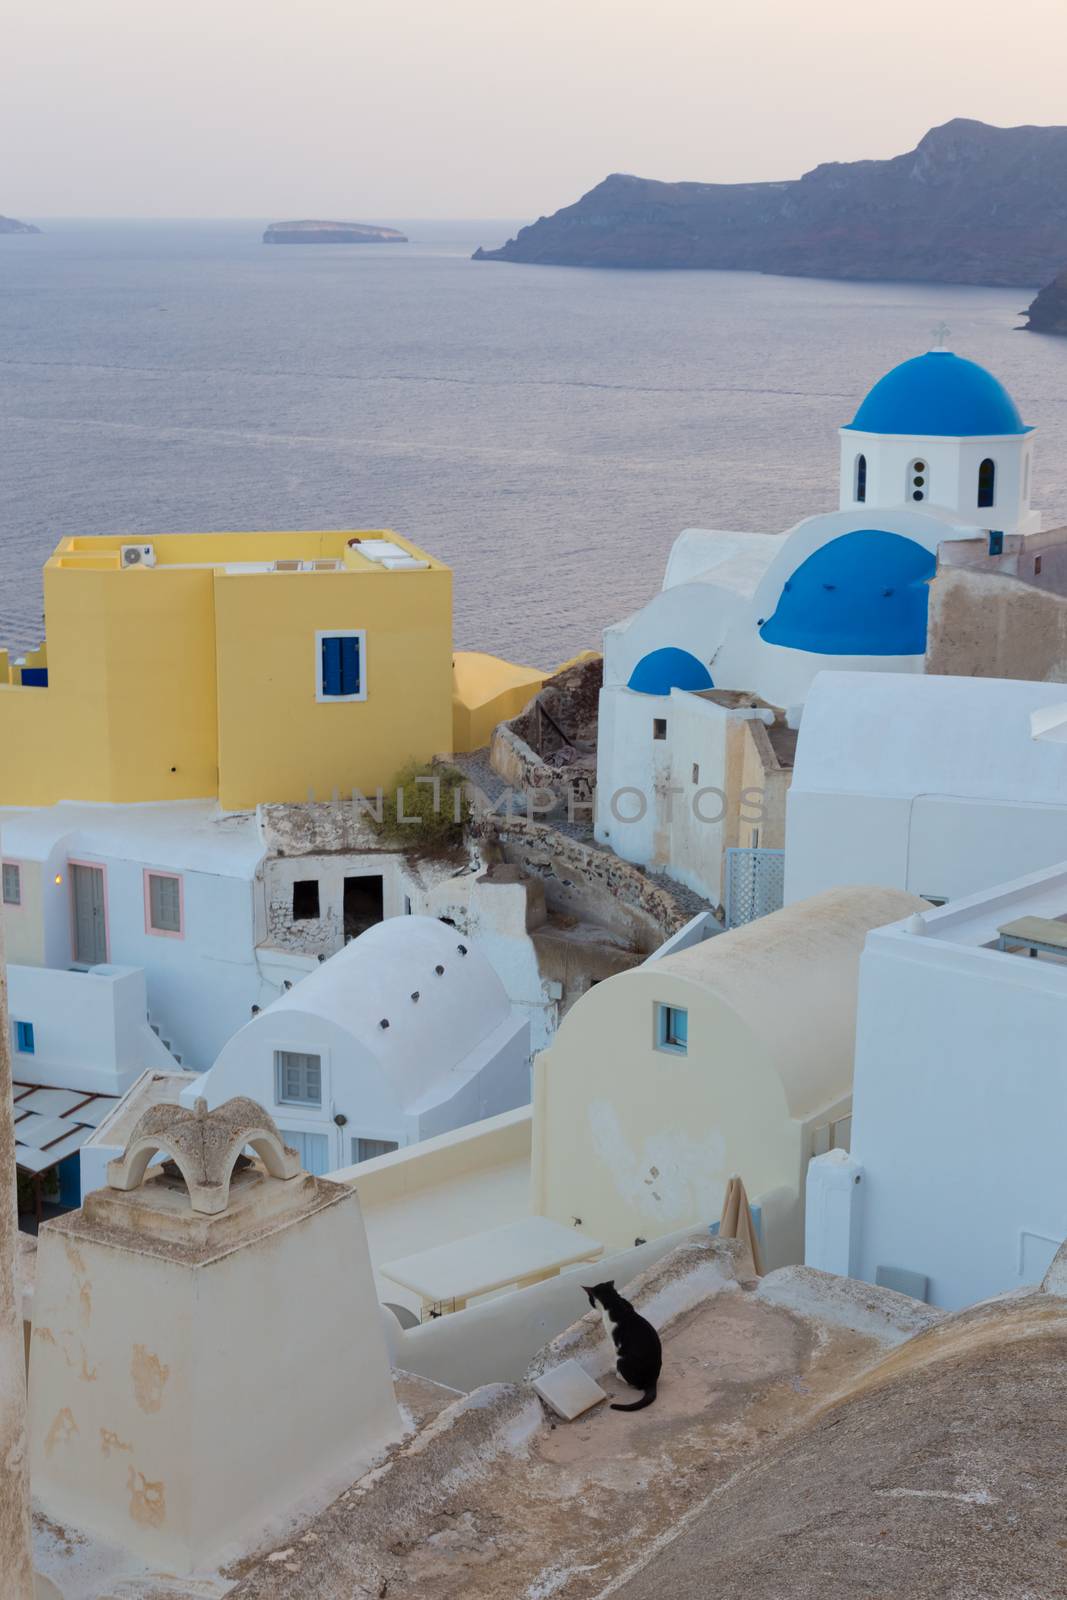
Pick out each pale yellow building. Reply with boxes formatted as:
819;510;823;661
0;531;541;811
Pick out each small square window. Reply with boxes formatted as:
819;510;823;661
275;1050;322;1106
15;1021;34;1055
653;718;667;741
352;1136;399;1164
2;862;20;907
292;879;320;920
655;1003;688;1054
317;631;365;701
146;871;182;934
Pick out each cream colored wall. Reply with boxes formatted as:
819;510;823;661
739;720;790;850
532;970;800;1259
28;1188;400;1572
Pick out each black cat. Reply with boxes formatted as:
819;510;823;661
582;1280;662;1411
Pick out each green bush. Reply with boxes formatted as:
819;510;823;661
374;762;471;858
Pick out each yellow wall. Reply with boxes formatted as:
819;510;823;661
0;531;457;808
214;563;454;808
451;651;547;752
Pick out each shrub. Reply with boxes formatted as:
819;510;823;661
375;762;471;858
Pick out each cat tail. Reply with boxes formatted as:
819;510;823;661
610;1386;657;1412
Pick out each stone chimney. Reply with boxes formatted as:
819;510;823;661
27;1096;401;1572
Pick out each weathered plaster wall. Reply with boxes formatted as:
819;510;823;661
0;911;35;1599
927;564;1067;681
28;1177;401;1572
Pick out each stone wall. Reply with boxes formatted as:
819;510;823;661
489;657;601;817
479;817;694;953
927;565;1067;681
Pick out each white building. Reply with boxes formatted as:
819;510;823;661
596;350;1043;896
0;800;429;1072
187;916;531;1172
807;862;1067;1309
785;672;1067;905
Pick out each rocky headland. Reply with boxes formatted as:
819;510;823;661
1024;267;1067;335
263;219;407;245
474;119;1067;287
0;215;40;235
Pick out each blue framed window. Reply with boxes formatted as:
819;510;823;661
655;1003;688;1055
317;631;365;701
15;1021;34;1055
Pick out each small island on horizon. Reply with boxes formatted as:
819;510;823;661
263;219;407;245
0;215;41;235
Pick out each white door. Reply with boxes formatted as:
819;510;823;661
71;864;108;966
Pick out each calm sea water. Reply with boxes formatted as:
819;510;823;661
3;218;1067;664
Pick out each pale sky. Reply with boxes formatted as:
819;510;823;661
8;0;1067;220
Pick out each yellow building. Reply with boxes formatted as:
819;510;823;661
0;530;463;810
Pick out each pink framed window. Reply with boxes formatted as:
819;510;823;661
144;870;184;939
2;860;22;910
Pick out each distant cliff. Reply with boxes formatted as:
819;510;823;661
0;215;40;235
264;219;407;245
474;120;1067;286
1025;268;1067;335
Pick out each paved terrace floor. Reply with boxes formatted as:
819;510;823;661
224;1244;936;1600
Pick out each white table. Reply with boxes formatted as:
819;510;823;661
380;1215;603;1313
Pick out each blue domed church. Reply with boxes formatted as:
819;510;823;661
595;349;1042;888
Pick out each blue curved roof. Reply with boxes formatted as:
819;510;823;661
760;530;936;657
845;351;1031;438
627;647;714;696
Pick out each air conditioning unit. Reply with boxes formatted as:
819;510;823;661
120;543;157;568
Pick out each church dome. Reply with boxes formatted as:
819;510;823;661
627;647;713;696
845;351;1031;438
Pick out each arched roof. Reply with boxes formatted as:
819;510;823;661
250;917;515;1112
845;351;1031;438
759;530;936;656
640;887;926;1119
628;647;714;695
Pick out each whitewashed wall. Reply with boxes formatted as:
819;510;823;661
7;964;175;1096
823;906;1067;1308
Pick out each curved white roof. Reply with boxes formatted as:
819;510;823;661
257;916;514;1111
793;672;1067;802
644;886;925;1119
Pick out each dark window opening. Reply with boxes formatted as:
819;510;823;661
1035;555;1043;575
978;457;996;509
653;718;667;741
292;879;320;920
344;874;384;941
854;454;867;503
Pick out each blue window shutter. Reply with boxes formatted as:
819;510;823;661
340;636;360;696
321;636;342;696
16;1021;34;1054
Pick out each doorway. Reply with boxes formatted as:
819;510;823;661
71;863;108;965
343;874;384;941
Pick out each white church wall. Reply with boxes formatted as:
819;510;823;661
594;687;668;866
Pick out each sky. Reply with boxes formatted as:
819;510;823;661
7;0;1067;220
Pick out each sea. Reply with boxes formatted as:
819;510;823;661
3;217;1067;666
